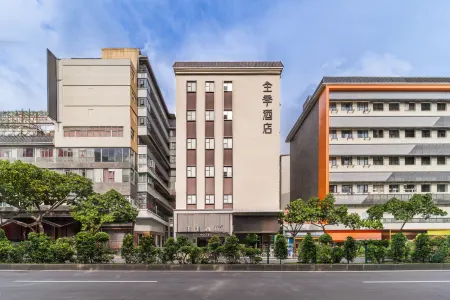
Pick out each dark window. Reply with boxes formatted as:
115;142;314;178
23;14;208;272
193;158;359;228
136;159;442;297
22;148;34;157
94;148;101;162
342;185;353;193
341;157;353;166
373;157;384;165
330;130;337;139
341;103;353;111
421;184;431;193
421;156;431;165
341;130;353;139
437;103;447;111
329;185;337;193
421;103;431;111
373;130;384;138
138;79;146;88
389;130;400;138
438;130;447;138
405;157;415;165
405;129;415;138
357;130;369;138
389;184;399;192
329;103;337;112
406;103;416;111
422;130;431;138
437;184;447;193
389;157;399;165
389;103;400;111
357;102;369;111
437;156;446;165
373;103;384;111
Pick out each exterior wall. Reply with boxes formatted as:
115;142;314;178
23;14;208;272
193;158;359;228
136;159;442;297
290;100;319;201
176;74;281;212
280;155;290;209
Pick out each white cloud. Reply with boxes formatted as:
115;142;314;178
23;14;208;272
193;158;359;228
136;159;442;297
337;53;413;76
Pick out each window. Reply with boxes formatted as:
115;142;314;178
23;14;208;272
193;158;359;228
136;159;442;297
437;156;446;165
224;195;233;204
330;157;337;166
357;156;369;166
357;130;369;138
187;81;197;92
389;103;400;111
21;148;34;157
205;81;215;92
422;130;431;138
187;139;196;150
138;78;146;88
63;126;124;138
206;138;215;150
438;130;447;138
0;148;12;158
58;148;74;158
131;128;135;141
389;184;399;193
437;103;447;111
224;138;233;149
341;156;353;166
421;103;431;111
342;185;353;194
405;102;416;111
389;130;400;138
405;129;415;138
138;117;145;126
373;130;384;138
223;82;233;92
40;148;53;158
329;103;337;112
187;111;196;121
357;185;368;193
170;142;176;150
223;111;233;120
437;184;447;193
421;156;431;165
373;103;384;111
329;185;337;193
373;185;384;193
341;102;353;112
170;156;176;164
330;130;337;139
405;157;415;165
138;98;146;107
357;102;369;111
421;184;431;193
206;166;215;177
205;111;215;121
404;184;416;193
223;166;233;178
187;166;196;178
206;195;215;204
169;130;176;137
373;157;384;165
389;157;399;165
187;195;197;204
341;130;353;139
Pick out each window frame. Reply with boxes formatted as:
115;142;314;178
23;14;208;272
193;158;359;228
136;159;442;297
357;156;369;166
373;129;384;138
405;102;416;111
223;82;233;92
342;185;353;194
341;130;353;139
187;138;197;150
341;156;353;166
329;103;337;112
356;184;368;194
373;185;384;193
438;129;447;138
389;102;400;111
205;166;215;178
329;129;338;139
223;195;233;204
421;130;431;138
224;138;233;149
405;157;415;165
373;157;384;165
205;81;215;92
389;157;400;165
437;184;447;193
421;184;431;193
205;110;215;121
187;195;197;204
389;130;400;138
405;129;415;138
187;166;196;178
357;130;369;139
437;102;447;111
223;166;233;178
357;102;369;112
205;195;215;204
373;103;384;111
341;102;353;112
187;110;196;121
421;156;431;165
421;102;431;111
389;184;400;193
205;138;215;150
437;156;446;165
187;81;197;92
223;111;233;120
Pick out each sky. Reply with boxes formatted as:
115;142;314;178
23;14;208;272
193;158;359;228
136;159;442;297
1;0;450;153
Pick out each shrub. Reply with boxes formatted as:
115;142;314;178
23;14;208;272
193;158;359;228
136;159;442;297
317;244;332;264
0;228;6;240
245;234;259;248
430;236;449;263
299;233;316;263
0;240;14;263
121;234;138;264
25;233;54;263
254;256;263;264
75;231;113;264
189;246;202;264
138;235;156;264
390;233;407;263
208;236;222;263
51;238;75;263
318;233;332;245
178;245;192;264
343;236;357;263
223;235;241;264
331;246;344;263
243;247;262;264
162;237;178;264
9;243;25;263
412;233;432;263
367;244;386;264
274;234;288;264
431;248;448;263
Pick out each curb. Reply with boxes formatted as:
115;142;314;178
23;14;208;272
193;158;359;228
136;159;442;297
2;263;450;271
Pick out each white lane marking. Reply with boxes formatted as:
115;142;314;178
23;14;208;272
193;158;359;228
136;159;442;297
364;281;450;284
15;280;157;283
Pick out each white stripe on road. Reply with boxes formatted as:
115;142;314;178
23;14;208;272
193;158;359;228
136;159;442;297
15;280;157;283
364;281;450;284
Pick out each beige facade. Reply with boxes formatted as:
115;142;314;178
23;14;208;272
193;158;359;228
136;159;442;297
173;62;283;241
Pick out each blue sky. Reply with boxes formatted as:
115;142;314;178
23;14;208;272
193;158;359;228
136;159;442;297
1;0;450;152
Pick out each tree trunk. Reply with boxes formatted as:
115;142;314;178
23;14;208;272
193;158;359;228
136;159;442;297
38;222;44;234
400;221;407;231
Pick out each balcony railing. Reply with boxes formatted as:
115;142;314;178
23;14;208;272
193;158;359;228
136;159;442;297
333;193;450;205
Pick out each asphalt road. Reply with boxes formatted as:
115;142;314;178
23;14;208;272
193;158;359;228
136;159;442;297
1;270;450;300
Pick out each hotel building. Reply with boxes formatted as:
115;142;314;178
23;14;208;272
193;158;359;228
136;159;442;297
173;62;283;247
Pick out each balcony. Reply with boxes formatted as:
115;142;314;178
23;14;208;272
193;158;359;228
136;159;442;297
137;182;172;212
333;193;450;205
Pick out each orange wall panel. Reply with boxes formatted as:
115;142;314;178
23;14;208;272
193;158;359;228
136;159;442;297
327;230;382;242
317;87;329;199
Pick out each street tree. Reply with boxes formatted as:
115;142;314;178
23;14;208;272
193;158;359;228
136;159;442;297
367;194;447;231
274;234;288;264
278;199;310;238
306;194;353;231
71;189;138;234
0;160;93;233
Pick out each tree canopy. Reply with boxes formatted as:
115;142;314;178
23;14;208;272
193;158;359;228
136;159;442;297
367;194;447;231
0;160;93;232
278;199;310;238
70;189;138;234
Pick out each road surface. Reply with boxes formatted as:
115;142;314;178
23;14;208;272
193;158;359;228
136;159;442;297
0;269;449;299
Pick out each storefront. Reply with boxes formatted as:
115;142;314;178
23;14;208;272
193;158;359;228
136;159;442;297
176;213;232;246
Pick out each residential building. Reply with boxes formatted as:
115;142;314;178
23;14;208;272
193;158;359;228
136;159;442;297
286;77;450;240
0;48;175;247
173;62;283;248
